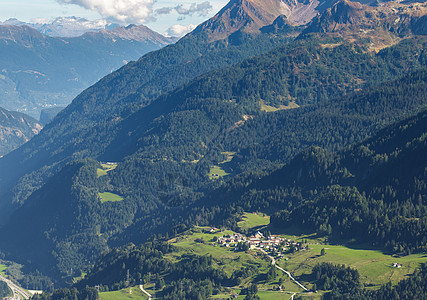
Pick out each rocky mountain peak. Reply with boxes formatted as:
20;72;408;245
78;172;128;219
302;0;426;47
189;0;320;40
81;24;174;45
0;25;46;45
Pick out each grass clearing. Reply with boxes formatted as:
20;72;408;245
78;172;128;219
281;243;427;288
257;290;296;299
260;100;299;112
220;152;235;164
99;192;123;203
209;165;229;179
99;286;148;300
238;212;270;231
0;264;7;277
73;272;87;284
97;169;108;177
97;163;117;177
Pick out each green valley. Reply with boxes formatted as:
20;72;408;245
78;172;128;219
0;0;425;299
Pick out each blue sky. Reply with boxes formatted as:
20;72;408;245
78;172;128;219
0;0;228;35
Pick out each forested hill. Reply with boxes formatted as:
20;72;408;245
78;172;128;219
1;0;424;213
268;109;427;254
113;67;427;249
0;107;42;156
0;67;425;280
191;107;427;256
0;0;426;284
0;1;298;212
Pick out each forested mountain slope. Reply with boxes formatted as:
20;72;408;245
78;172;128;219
0;0;303;217
0;0;425;284
3;0;423;209
191;107;427;255
0;66;425;281
268;108;427;253
114;67;427;247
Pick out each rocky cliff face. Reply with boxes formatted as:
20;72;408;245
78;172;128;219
305;0;426;35
0;107;42;156
302;0;426;49
189;0;323;40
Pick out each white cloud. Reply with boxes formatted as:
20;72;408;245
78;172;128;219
56;0;155;24
166;23;196;37
156;1;212;17
175;2;212;16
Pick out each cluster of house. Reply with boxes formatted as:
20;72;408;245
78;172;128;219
211;229;307;257
392;263;403;268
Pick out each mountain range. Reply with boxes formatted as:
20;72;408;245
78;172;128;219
0;0;425;292
0;23;174;119
0;17;119;37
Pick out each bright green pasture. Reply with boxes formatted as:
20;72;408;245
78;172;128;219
99;192;123;203
0;264;6;276
281;243;427;287
209;165;229;179
97;163;117;177
260;100;299;112
99;286;148;300
97;169;108;177
238;213;270;230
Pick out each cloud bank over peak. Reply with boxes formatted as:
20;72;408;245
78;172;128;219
166;23;196;37
56;0;155;24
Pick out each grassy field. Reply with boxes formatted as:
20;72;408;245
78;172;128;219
220;152;235;164
99;286;148;300
99;192;124;203
209;165;229;179
260;100;299;112
0;264;7;277
97;163;117;177
237;212;270;231
208;152;235;180
281;243;427;288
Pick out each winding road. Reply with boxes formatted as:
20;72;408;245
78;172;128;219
259;249;309;292
139;285;152;300
0;273;31;299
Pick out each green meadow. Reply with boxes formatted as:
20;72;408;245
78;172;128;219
209;165;229;179
99;192;123;203
281;243;427;288
0;264;7;277
238;212;270;231
97;163;117;177
99;286;148;300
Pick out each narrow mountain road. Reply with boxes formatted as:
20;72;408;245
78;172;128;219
275;264;309;291
0;273;31;299
259;249;309;292
139;285;152;300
